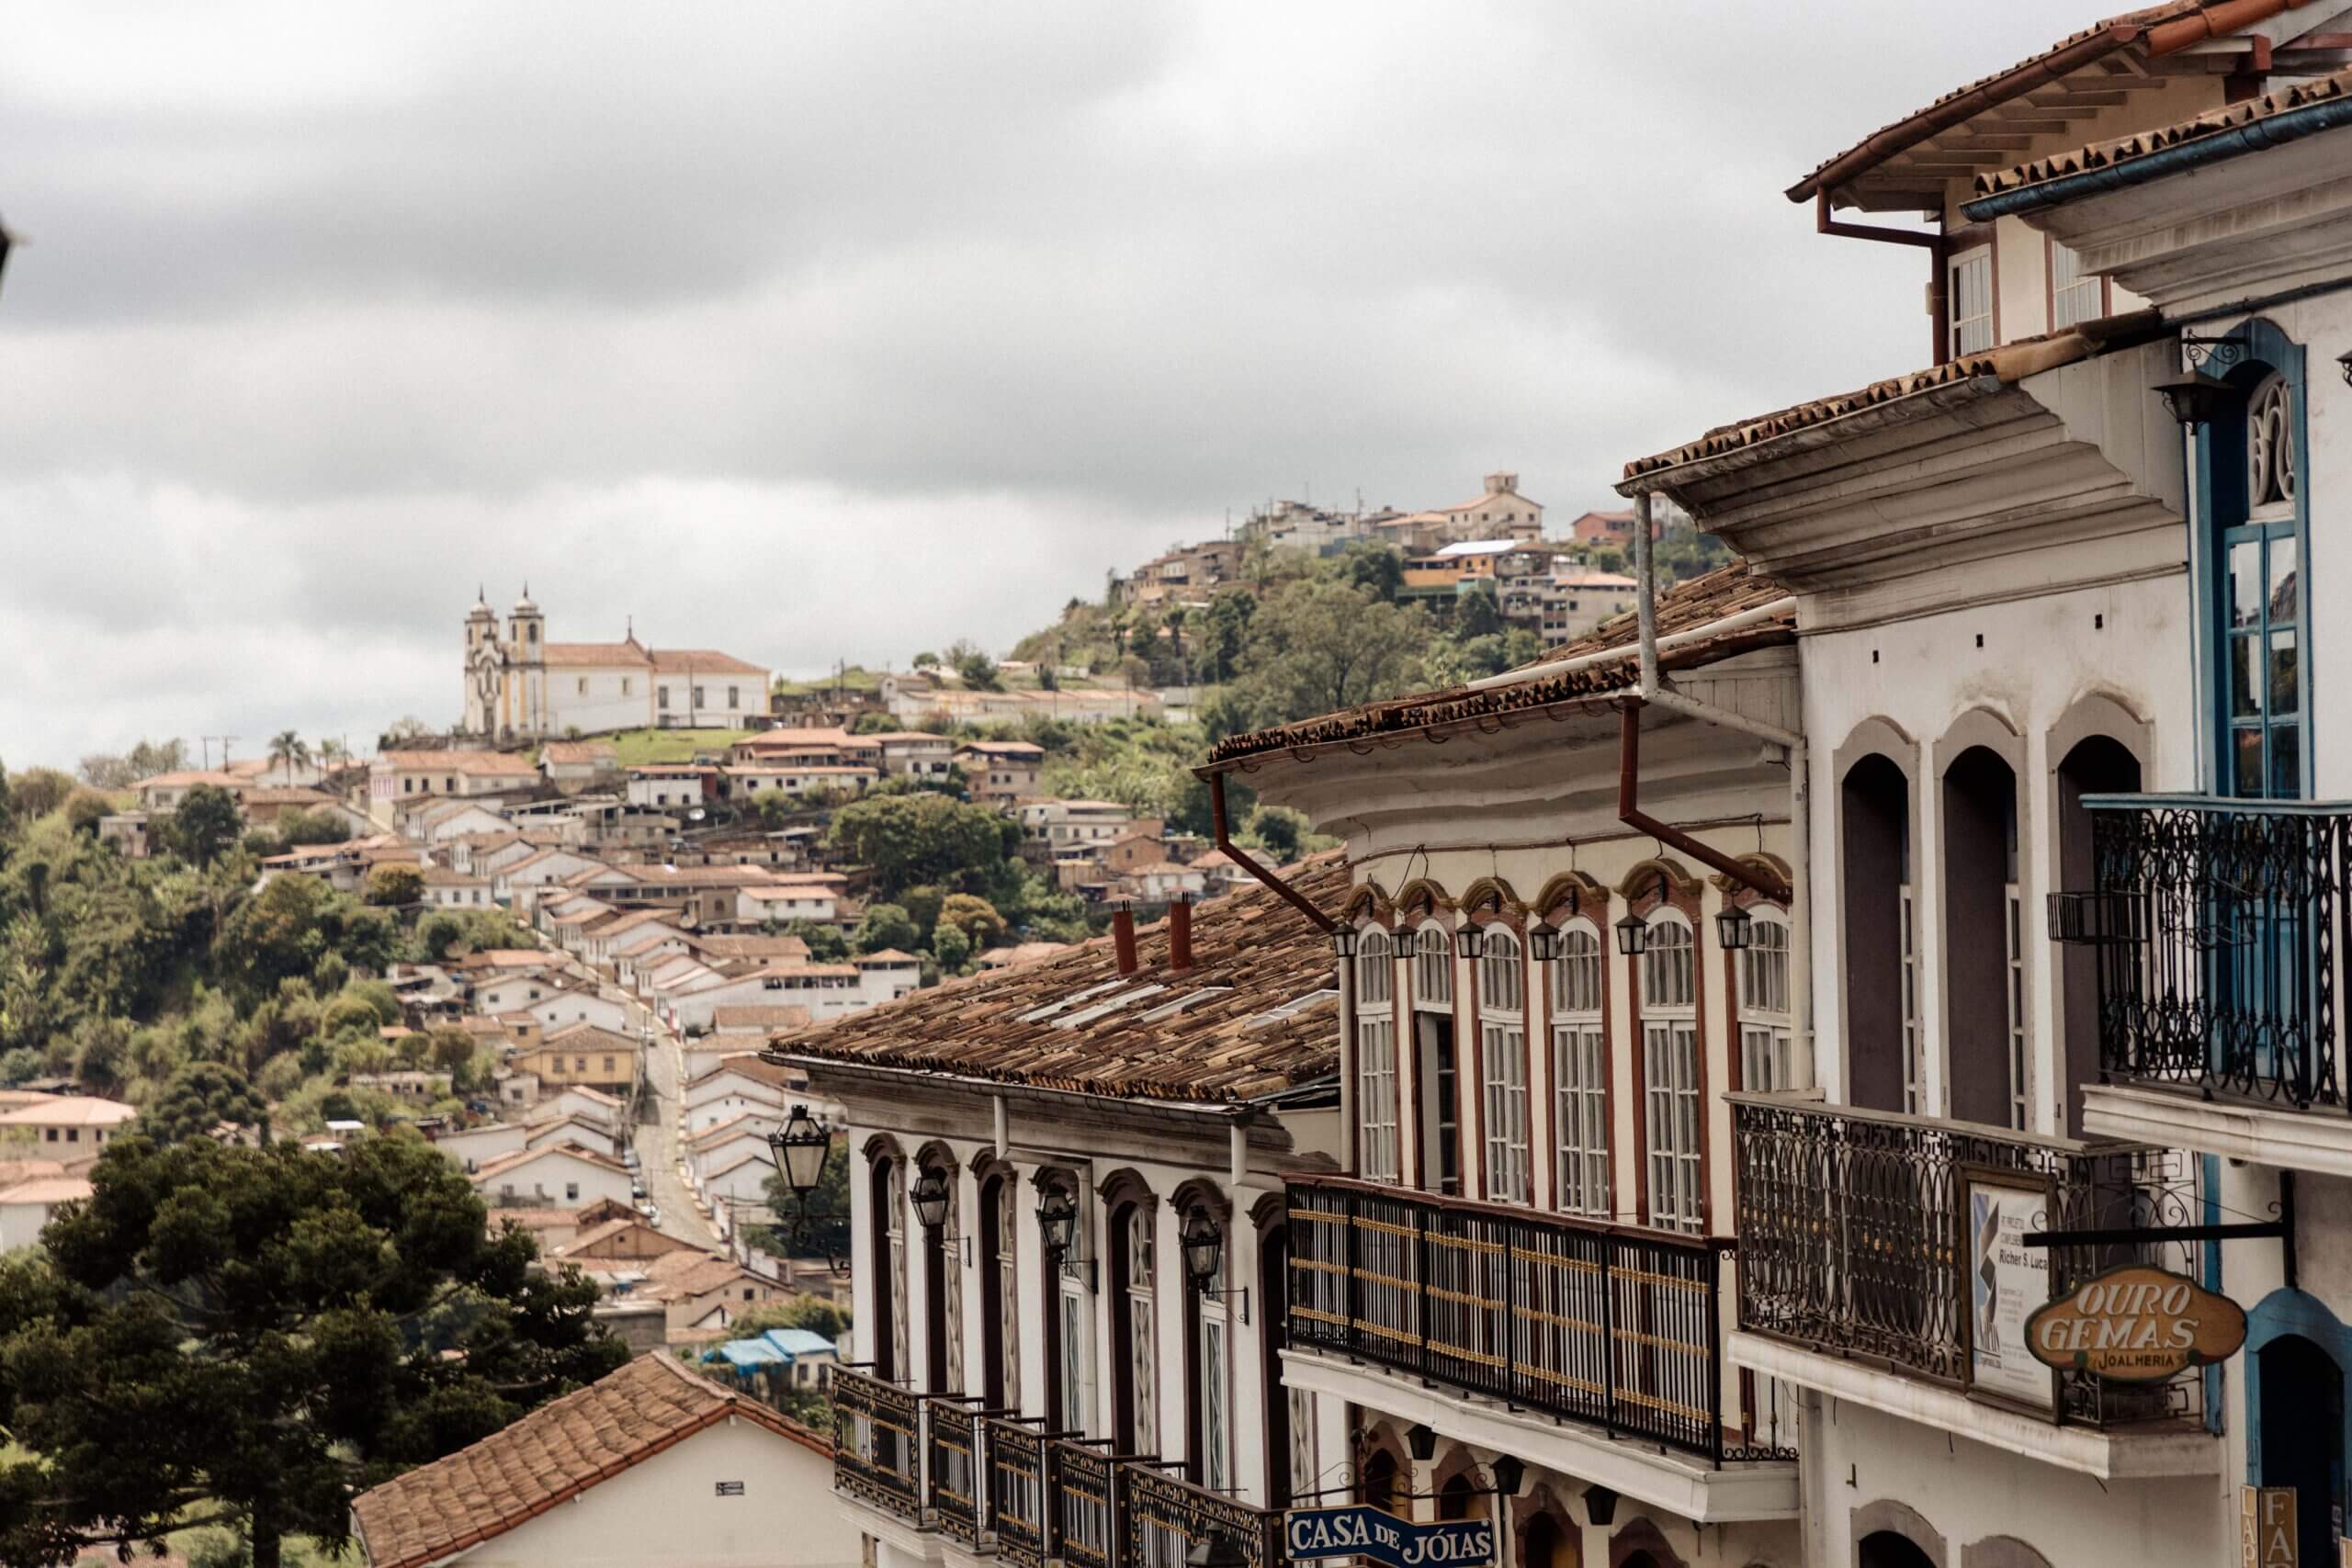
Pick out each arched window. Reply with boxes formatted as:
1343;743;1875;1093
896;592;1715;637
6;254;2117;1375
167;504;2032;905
1737;910;1792;1093
2219;367;2305;797
870;1154;910;1382
1551;922;1610;1219
1477;929;1529;1203
1412;925;1461;1195
1641;914;1703;1234
979;1170;1018;1408
1842;754;1917;1113
1110;1201;1158;1451
1942;745;2022;1129
1354;929;1400;1183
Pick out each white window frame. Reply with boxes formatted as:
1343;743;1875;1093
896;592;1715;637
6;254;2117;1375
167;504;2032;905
1198;1302;1231;1494
1949;246;1994;356
1477;928;1529;1204
996;1179;1022;1405
1737;909;1792;1094
1412;924;1453;1010
1354;929;1400;1183
2050;239;2105;330
887;1160;910;1382
1550;920;1610;1220
1640;912;1704;1235
1058;1279;1090;1433
1125;1206;1157;1450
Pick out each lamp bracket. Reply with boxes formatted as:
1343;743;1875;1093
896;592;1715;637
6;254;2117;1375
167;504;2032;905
2180;333;2248;370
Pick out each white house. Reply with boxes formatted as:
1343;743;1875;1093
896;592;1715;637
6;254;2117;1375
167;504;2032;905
520;987;631;1035
470;1145;633;1210
419;865;495;908
694;1148;775;1214
0;1177;92;1251
427;1122;530;1174
0;1097;138;1152
684;1113;783;1181
350;1338;854;1568
730;880;842;925
527;1085;623;1130
682;1060;794;1134
663;964;860;1033
849;950;920;1005
410;800;514;844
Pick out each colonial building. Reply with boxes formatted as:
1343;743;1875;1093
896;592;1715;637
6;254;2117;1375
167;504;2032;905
461;588;770;739
772;868;1351;1568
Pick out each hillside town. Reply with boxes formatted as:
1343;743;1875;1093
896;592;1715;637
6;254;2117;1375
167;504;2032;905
6;5;2352;1568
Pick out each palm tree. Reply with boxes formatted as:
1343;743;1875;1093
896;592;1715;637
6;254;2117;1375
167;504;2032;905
266;730;311;784
316;738;348;770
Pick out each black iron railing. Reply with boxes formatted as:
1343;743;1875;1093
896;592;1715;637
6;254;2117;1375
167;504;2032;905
927;1400;989;1545
1729;1094;2203;1428
1118;1463;1283;1568
833;1368;923;1520
1051;1441;1116;1568
986;1416;1054;1568
1285;1174;1752;1463
2054;794;2343;1110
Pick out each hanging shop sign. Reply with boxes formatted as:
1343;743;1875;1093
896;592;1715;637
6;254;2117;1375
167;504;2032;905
2027;1263;2247;1382
1285;1506;1496;1568
2241;1484;2298;1568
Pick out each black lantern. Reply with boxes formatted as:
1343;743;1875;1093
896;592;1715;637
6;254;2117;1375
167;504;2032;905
1454;923;1488;962
1489;1455;1526;1499
1527;919;1564;963
1181;1204;1224;1287
1581;1483;1619;1528
2338;348;2352;389
764;1103;831;1198
1036;1183;1078;1257
1186;1534;1247;1568
2154;370;2232;428
1405;1423;1438;1462
1615;910;1647;957
1392;927;1419;962
1714;903;1753;952
911;1167;951;1231
1329;925;1360;961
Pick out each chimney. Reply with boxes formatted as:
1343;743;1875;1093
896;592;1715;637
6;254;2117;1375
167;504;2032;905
1112;906;1139;976
1169;897;1193;972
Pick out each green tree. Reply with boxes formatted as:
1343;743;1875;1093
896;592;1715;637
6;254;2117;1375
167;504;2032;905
216;875;397;1002
265;731;311;783
140;1061;269;1144
854;903;922;955
0;1134;627;1568
1451;581;1505;640
272;807;351;851
1195;591;1255;684
932;924;973;976
781;919;849;964
935;893;1006;948
757;1138;849;1261
725;1295;851;1342
826;792;1018;898
6;771;74;824
166;785;245;869
1245;805;1308;864
1218;579;1432;732
1340;542;1406;604
364;863;424;907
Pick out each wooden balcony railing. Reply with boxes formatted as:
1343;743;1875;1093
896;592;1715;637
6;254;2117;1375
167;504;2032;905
2054;793;2345;1111
837;1397;1284;1568
1284;1174;1768;1464
1729;1093;2205;1428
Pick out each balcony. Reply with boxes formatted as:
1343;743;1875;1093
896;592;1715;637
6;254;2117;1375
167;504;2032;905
2056;795;2352;1169
830;1369;1282;1568
1283;1176;1787;1471
1727;1095;2219;1476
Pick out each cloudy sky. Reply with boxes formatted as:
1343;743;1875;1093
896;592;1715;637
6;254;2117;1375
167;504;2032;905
0;1;2080;770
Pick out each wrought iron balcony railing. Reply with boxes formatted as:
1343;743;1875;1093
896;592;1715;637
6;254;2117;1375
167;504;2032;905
1729;1094;2204;1428
1284;1174;1777;1464
834;1385;1283;1568
2054;794;2343;1111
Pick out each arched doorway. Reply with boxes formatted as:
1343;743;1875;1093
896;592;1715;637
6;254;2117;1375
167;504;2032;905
1518;1506;1579;1568
1360;1447;1400;1516
2054;735;2141;1136
1941;744;2021;1129
1860;1532;1938;1568
2258;1333;2344;1566
1842;753;1914;1112
1437;1472;1483;1522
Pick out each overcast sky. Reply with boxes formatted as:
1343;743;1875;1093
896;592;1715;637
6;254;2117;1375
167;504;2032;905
0;1;2085;770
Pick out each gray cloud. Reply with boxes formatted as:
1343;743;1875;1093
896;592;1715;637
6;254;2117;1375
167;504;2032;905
1;0;2074;766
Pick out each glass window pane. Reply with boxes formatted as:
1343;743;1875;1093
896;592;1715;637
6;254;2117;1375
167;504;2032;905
2232;638;2259;716
2270;628;2300;715
2272;725;2301;798
2236;728;2265;796
2269;537;2298;626
2232;539;2261;628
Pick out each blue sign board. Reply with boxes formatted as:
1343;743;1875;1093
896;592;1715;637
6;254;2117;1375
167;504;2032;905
1284;1506;1496;1568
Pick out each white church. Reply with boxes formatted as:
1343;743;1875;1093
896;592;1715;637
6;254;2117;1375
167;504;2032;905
462;588;772;739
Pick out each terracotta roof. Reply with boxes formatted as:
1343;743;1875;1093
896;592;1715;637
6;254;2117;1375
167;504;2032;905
687;1055;797;1090
694;935;812;962
0;1097;137;1128
650;649;768;676
956;740;1046;757
736;728;854;749
976;940;1077;970
1788;1;2301;209
1619;321;2148;482
134;770;246;791
350;1353;825;1568
1205;565;1791;767
1973;67;2352;200
463;950;559;968
540;740;620;764
473;1144;628;1181
0;1177;94;1206
538;639;654;669
777;856;1348;1102
379;750;541;776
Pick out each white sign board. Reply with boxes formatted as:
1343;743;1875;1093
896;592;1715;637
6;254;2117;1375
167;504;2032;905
1965;1174;2054;1410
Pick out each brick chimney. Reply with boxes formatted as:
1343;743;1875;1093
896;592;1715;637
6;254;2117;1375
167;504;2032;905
1112;906;1138;976
1168;897;1193;973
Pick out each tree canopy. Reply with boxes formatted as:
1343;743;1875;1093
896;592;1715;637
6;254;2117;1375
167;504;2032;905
0;1134;626;1568
138;1061;268;1145
826;791;1019;899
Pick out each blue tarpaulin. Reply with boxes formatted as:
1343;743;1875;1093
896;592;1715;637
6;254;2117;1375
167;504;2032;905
703;1326;835;1372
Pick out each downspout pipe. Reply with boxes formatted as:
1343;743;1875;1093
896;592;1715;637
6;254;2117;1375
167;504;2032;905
1208;769;1337;935
1815;192;1951;365
1962;89;2352;223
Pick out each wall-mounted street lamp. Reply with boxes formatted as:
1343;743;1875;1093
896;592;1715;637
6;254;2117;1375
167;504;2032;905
1714;902;1753;952
760;1103;847;1275
1329;926;1360;961
911;1166;952;1232
1181;1204;1250;1323
2154;370;2233;429
1036;1182;1078;1256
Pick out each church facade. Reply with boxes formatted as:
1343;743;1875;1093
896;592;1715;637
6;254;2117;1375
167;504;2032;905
463;590;771;739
